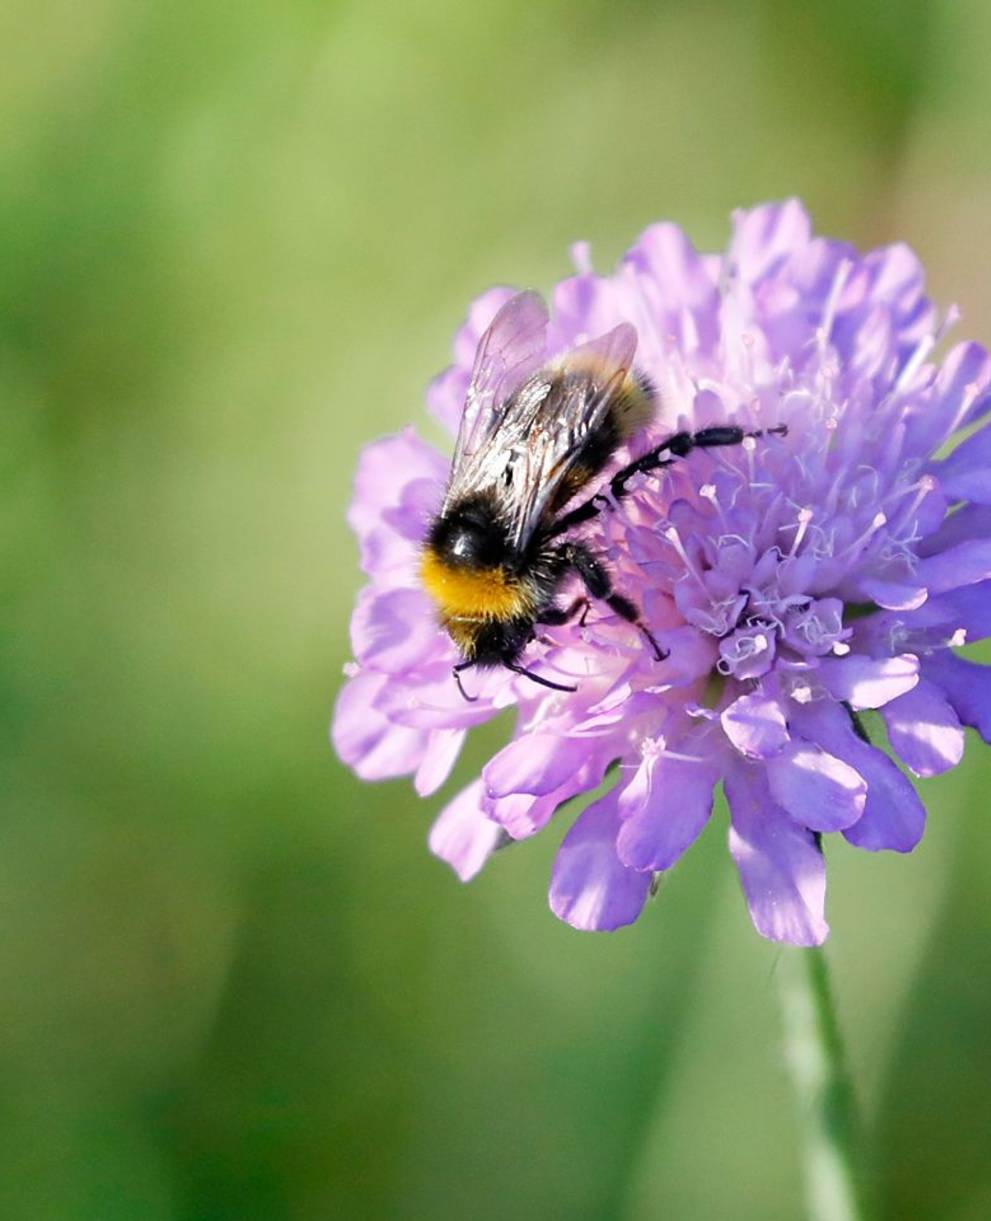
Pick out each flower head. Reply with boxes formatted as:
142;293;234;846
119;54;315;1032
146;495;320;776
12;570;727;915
333;200;991;945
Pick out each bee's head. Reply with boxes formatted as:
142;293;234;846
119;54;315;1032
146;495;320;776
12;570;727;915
428;497;508;569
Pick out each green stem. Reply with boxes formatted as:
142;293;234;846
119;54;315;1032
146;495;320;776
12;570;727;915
776;947;873;1221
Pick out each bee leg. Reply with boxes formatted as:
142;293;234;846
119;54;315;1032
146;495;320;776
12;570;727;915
610;423;788;499
605;592;668;661
547;493;612;538
503;662;577;693
452;661;479;703
561;542;668;662
537;596;590;627
548;426;788;541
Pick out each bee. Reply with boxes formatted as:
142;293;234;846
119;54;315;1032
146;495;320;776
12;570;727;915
420;291;784;699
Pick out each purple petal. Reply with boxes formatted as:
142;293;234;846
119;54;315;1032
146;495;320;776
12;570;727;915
844;302;895;378
424;365;469;437
880;678;964;778
793;699;925;852
350;587;443;674
922;653;991;743
332;672;428;781
622;223;719;353
765;740;866;832
348;429;447;578
916;539;991;595
730;199;812;283
861;243;925;310
827;241;930;374
625;222;717;310
549;790;652;932
414;727;466;797
721;690;789;759
853;582;991;658
725;762;829;946
918;503;991;557
818;653;919;710
550;273;624;351
935;422;991;504
483;733;592;800
429;780;504;881
855;576;928;611
615;753;719;871
383;477;443;543
485;754;611;840
483;790;556;841
926;583;991;642
368;650;513;730
907;341;991;455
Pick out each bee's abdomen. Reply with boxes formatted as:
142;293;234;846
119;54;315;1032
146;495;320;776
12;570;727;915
420;548;534;621
611;370;656;442
549;371;656;512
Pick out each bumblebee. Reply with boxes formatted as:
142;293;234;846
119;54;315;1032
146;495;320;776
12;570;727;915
420;291;783;698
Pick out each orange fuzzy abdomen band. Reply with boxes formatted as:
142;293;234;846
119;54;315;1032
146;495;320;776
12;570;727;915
420;549;530;620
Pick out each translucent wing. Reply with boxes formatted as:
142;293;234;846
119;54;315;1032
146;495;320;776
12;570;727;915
446;291;549;504
445;319;638;549
503;323;639;549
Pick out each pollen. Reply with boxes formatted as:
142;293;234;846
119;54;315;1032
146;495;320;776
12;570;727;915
420;548;527;620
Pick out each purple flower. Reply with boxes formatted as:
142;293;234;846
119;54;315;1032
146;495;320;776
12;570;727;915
332;200;991;945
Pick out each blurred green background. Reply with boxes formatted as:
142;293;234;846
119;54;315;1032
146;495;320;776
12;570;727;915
3;0;991;1217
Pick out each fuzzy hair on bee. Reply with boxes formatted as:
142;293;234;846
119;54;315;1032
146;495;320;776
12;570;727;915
420;290;785;699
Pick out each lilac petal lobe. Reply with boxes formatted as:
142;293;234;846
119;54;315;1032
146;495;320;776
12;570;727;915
483;733;590;800
425;365;469;436
485;754;612;841
765;740;866;832
916;539;991;595
922;653;991;743
625;221;716;309
721;690;789;759
935;422;991;504
908;340;991;454
348;428;446;546
429;780;503;882
927;583;991;641
368;660;504;731
918;504;991;557
855;577;928;611
350;586;442;673
818;653;919;710
332;672;428;781
730;199;812;282
615;754;718;871
793;700;925;852
414;727;467;797
549;790;652;932
551;273;623;349
880;678;964;778
725;763;829;946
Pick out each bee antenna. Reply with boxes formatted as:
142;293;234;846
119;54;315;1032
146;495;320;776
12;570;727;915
504;663;577;693
452;664;478;703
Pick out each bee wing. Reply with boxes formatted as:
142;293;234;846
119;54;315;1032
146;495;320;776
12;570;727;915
448;290;549;484
505;322;639;549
